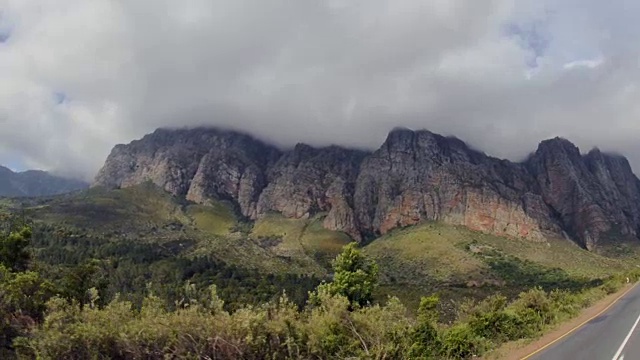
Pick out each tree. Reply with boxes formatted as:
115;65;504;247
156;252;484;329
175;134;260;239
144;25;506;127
0;227;31;272
60;259;108;306
315;242;379;308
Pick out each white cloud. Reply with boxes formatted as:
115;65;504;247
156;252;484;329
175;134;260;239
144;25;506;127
563;57;604;70
1;0;640;180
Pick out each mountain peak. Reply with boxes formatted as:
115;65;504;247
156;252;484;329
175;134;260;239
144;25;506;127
94;126;640;250
536;136;580;154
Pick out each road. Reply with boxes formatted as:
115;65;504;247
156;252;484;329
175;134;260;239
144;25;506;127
530;283;640;360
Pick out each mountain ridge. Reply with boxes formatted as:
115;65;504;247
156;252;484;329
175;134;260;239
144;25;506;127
94;126;640;250
0;165;89;197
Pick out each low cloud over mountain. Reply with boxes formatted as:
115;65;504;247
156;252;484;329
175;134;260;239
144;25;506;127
2;0;640;180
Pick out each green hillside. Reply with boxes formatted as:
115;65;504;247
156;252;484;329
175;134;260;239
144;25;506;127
365;222;635;315
2;183;638;316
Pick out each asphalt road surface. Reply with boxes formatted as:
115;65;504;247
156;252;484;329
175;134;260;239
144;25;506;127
530;283;640;360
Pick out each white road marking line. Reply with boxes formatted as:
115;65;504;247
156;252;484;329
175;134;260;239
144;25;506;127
619;355;624;360
612;313;640;360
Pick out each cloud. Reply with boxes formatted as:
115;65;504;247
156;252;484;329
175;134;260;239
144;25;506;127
1;0;640;180
563;58;603;70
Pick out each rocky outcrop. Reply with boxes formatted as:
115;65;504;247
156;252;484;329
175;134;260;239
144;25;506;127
527;139;640;249
0;166;88;197
95;128;281;218
94;127;640;250
353;129;560;241
256;144;366;239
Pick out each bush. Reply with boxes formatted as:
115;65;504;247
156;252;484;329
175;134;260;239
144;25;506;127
441;323;488;359
468;309;524;343
511;287;553;332
602;279;622;295
549;289;580;320
407;295;442;359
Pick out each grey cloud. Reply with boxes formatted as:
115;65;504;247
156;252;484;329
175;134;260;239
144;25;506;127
1;0;640;181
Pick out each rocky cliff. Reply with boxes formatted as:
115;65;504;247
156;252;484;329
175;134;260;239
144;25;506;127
94;127;640;249
0;166;88;197
354;129;560;242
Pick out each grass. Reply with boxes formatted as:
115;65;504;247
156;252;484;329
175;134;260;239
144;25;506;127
250;213;352;274
186;232;313;274
19;183;189;234
364;223;494;284
186;203;236;236
364;221;639;319
467;230;632;278
365;222;632;285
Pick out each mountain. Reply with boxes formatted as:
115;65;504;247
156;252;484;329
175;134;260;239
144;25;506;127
94;127;640;251
0;166;89;197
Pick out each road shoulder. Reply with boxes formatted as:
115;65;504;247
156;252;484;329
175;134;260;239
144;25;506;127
481;283;636;360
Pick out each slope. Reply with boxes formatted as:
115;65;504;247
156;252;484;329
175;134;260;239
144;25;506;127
7;183;338;276
3;184;638;316
365;222;637;315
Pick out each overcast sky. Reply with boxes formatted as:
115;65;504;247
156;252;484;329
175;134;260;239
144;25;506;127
1;0;640;180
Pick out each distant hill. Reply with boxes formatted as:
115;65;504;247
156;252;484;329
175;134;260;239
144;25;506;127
0;166;88;197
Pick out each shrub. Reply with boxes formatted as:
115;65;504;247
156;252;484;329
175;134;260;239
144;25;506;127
10;232;640;360
468;309;524;343
602;279;622;295
406;295;442;359
441;323;487;359
548;289;580;320
511;287;553;332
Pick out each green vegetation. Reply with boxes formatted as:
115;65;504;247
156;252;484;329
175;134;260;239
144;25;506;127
312;242;379;308
251;213;352;272
2;184;640;358
366;222;636;318
3;233;639;359
186;203;236;236
0;226;31;272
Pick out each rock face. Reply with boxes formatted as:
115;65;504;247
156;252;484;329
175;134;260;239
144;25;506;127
527;138;640;249
94;127;640;250
256;144;367;240
354;129;560;242
95;128;280;218
0;166;88;197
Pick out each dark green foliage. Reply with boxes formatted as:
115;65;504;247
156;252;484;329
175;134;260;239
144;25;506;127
441;323;487;359
229;221;253;234
466;295;525;342
2;248;639;359
0;224;55;356
254;235;283;248
314;242;379;308
58;260;109;307
407;295;442;359
27;222;320;311
0;227;31;272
